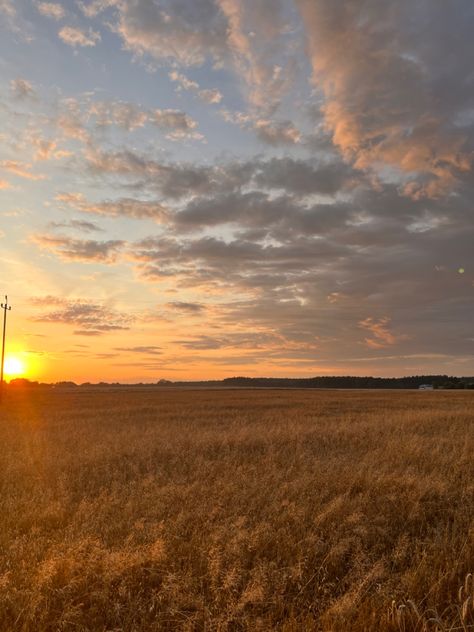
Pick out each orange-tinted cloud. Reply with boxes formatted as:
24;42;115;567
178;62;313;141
0;160;45;180
31;234;125;262
359;317;407;349
59;25;101;47
296;0;474;196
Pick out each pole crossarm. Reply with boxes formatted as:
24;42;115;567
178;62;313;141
1;296;12;312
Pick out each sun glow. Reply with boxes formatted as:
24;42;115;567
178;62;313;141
3;355;26;379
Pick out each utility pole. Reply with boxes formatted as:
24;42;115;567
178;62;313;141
0;295;12;403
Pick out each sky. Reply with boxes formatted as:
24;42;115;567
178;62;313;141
0;0;473;383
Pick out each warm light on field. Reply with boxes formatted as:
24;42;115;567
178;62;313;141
0;389;473;631
3;355;26;378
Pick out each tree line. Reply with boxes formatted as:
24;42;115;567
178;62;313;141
6;375;474;389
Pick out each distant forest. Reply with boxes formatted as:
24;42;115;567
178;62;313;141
7;375;474;389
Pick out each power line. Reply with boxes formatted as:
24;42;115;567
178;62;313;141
0;296;12;403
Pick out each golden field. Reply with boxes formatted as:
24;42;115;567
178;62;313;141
0;388;473;631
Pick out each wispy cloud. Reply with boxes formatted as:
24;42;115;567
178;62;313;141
358;317;406;349
169;71;223;104
32;297;132;334
48;219;104;233
10;78;36;99
55;192;170;223
31;234;124;262
36;2;65;20
0;161;45;180
59;26;101;47
0;0;15;18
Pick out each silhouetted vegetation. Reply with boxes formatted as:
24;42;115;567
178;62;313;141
5;375;474;390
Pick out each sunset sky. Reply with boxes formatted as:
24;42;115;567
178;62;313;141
0;0;473;382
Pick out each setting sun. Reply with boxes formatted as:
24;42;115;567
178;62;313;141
3;355;26;379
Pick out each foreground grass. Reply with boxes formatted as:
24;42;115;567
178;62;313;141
0;388;473;631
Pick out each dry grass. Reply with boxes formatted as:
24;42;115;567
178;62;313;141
0;388;473;631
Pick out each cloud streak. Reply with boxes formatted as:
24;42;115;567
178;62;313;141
31;234;124;262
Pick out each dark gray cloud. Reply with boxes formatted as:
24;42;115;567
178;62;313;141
81;148;353;205
253;157;353;196
33;297;133;333
83;147;213;199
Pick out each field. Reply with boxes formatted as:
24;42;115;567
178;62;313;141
0;388;473;631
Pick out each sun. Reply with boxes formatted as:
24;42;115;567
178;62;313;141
3;355;26;379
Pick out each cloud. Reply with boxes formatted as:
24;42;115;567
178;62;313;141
221;110;302;146
253;157;351;196
171;331;320;357
216;0;296;109
150;108;203;140
358;317;407;349
30;295;68;307
109;0;228;67
55;192;170;222
296;0;474;196
166;301;205;313
10;78;36;100
0;0;15;18
81;147;352;203
0;179;12;190
56;97;91;142
114;346;162;355
32;297;132;333
31;234;124;262
59;26;101;47
36;2;65;20
31;138;58;160
73;330;104;336
174;190;294;229
169;71;223;104
0;161;45;181
197;88;223;105
253;119;301;146
88;101;148;130
83;146;213;198
55;97;202;141
48;219;103;233
77;0;116;18
80;0;297;111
